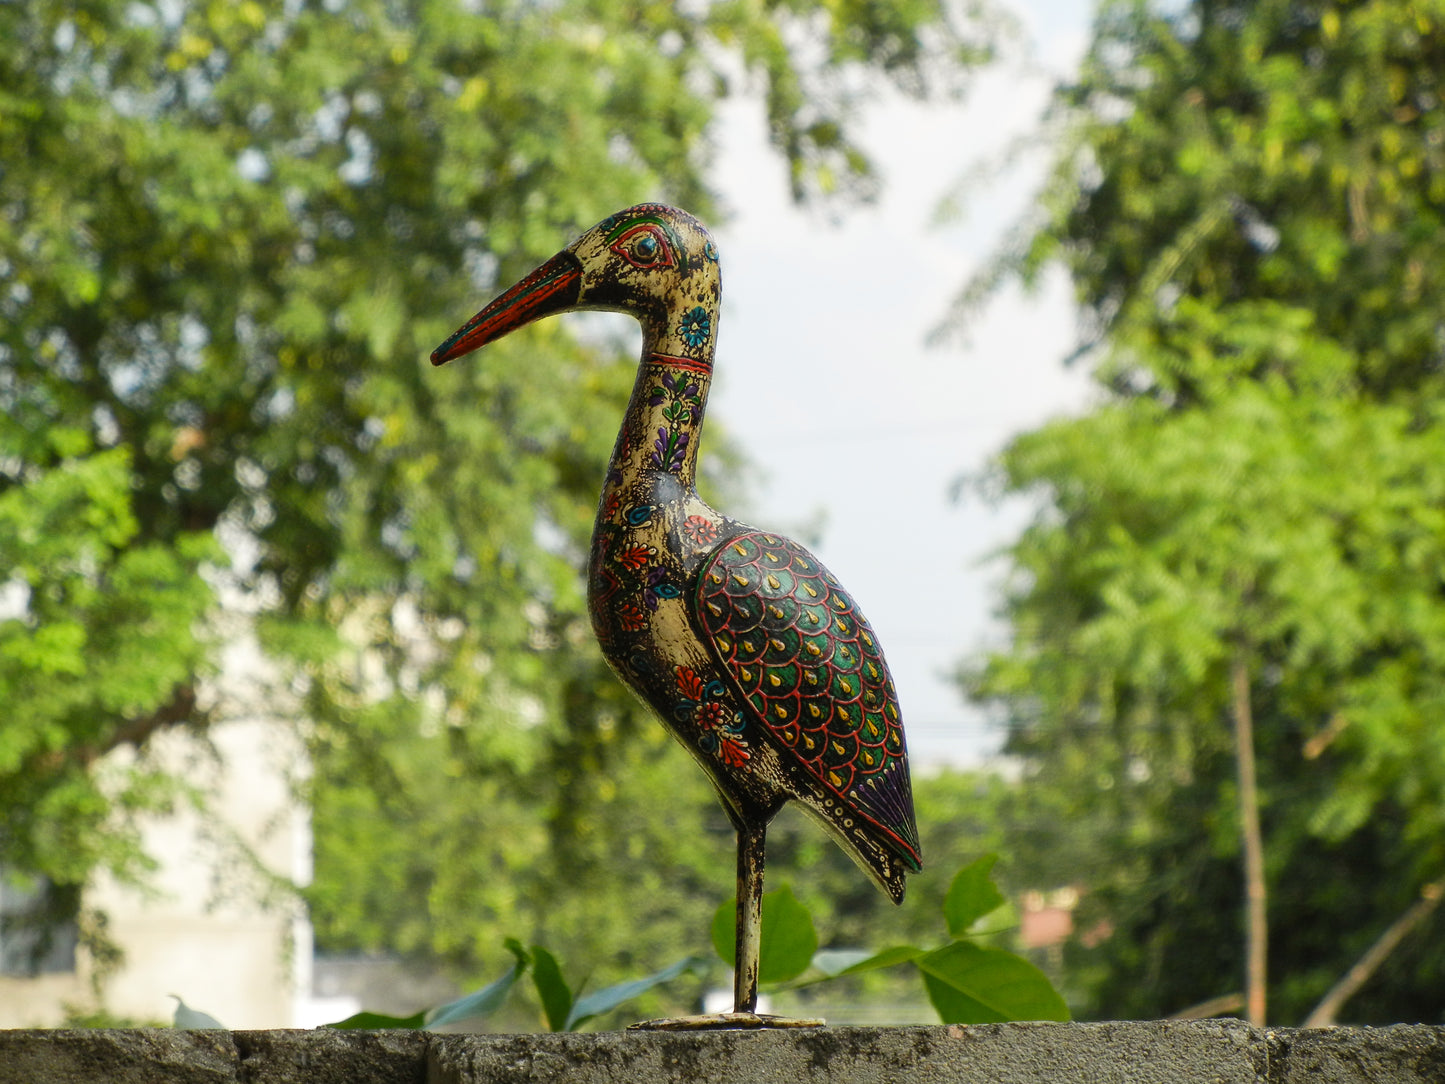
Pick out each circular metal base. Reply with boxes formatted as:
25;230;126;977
628;1012;826;1031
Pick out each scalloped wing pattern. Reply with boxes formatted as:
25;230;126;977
695;532;921;866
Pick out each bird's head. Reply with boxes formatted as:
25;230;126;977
431;203;721;365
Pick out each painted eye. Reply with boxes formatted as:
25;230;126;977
609;222;677;269
632;235;660;263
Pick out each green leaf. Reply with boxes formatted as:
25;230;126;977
325;1009;428;1030
710;885;818;985
424;940;529;1030
709;899;731;963
808;948;874;976
530;944;574;1032
943;854;1007;937
915;941;1069;1024
831;944;926;976
564;955;707;1031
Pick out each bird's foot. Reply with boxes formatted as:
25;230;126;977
628;1012;825;1031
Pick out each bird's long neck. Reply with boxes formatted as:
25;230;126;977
608;319;717;492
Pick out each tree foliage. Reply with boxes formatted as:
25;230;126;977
961;0;1445;1023
0;0;998;990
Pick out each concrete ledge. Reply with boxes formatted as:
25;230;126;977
428;1021;1262;1083
1;1022;1441;1084
1266;1025;1445;1083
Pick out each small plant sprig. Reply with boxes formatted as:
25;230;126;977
711;854;1069;1024
324;856;1066;1031
325;941;707;1032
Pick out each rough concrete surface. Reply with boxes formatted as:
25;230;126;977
0;1028;238;1084
1;1021;1442;1084
428;1021;1261;1084
1267;1025;1445;1083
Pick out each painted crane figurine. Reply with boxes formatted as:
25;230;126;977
431;204;921;1027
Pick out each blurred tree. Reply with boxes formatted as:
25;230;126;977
0;0;998;995
955;0;1445;1024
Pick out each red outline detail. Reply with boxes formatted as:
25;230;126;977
608;222;678;269
648;352;712;374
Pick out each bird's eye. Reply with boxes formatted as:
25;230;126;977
609;223;677;270
633;235;659;263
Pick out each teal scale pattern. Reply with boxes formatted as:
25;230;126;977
693;531;922;866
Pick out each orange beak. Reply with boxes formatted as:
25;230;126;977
430;250;582;364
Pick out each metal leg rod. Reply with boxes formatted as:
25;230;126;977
734;821;766;1014
628;814;820;1028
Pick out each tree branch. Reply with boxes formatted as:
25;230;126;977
1302;712;1350;760
1302;879;1444;1028
27;683;202;775
1168;992;1244;1020
1231;654;1268;1027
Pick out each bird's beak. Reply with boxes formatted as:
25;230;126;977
430;250;582;365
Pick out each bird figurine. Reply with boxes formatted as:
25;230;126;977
431;204;921;1027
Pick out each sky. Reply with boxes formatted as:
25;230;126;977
704;0;1099;768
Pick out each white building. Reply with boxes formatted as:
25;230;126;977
0;712;318;1030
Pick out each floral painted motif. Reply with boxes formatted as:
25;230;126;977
651;426;689;473
591;509;682;647
616;544;656;570
674;666;751;769
677;305;711;350
681;515;719;547
591;523;662;640
602;489;623;522
673;665;709;703
616;600;647;631
649;370;702;424
606;429;635;490
645;567;681;611
647;370;703;473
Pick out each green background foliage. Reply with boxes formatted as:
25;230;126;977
323;856;1065;1030
1;0;1004;1021
8;0;1444;1031
961;0;1445;1024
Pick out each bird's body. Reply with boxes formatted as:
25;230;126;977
432;204;920;1023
